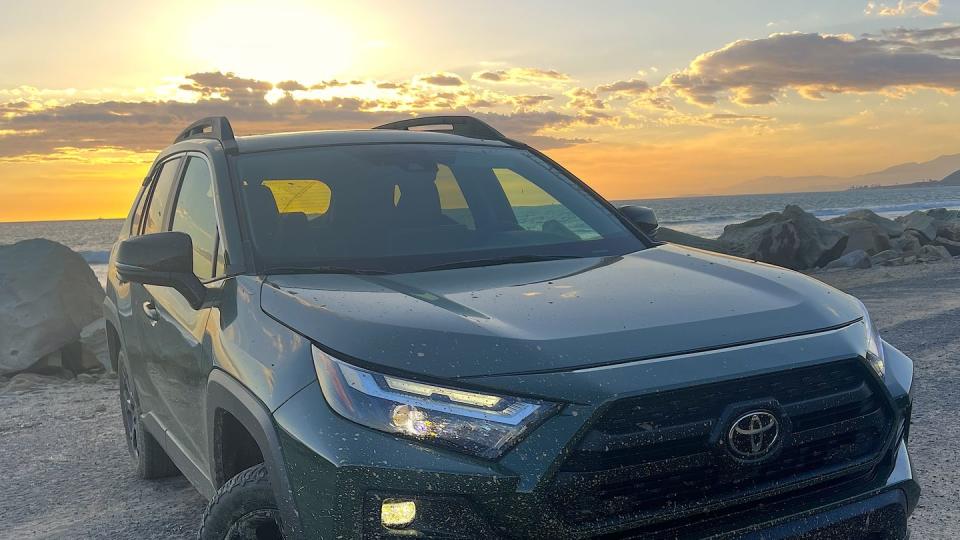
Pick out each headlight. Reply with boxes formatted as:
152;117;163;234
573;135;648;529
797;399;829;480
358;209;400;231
312;346;557;459
855;299;885;378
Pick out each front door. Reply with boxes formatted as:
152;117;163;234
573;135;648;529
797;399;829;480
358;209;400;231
134;155;222;471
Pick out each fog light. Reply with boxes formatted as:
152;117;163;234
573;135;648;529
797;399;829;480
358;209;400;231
381;499;417;528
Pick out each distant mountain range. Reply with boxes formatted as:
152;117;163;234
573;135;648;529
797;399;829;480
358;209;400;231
729;153;960;194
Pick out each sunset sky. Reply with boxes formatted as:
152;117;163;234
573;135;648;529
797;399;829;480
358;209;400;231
2;0;960;221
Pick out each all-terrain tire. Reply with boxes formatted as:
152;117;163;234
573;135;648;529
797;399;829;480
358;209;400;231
199;463;283;540
118;349;180;479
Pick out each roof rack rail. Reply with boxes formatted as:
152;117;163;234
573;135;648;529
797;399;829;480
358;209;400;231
174;116;238;154
373;115;509;142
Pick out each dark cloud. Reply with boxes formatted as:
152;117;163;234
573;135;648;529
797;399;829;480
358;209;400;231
418;73;465;86
665;30;960;105
276;80;307;92
0;72;583;158
512;95;554;108
565;87;606;110
473;68;571;84
596;78;651;95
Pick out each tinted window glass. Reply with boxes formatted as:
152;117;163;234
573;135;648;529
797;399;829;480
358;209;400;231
494;168;599;240
237;144;642;273
129;185;149;235
170;158;218;278
143;158;182;234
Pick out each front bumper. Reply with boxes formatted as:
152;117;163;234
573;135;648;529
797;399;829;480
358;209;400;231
273;378;918;539
271;332;918;539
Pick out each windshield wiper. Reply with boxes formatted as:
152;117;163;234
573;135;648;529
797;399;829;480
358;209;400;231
415;254;583;273
263;265;390;276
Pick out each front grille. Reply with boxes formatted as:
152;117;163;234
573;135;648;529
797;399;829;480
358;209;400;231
550;359;893;527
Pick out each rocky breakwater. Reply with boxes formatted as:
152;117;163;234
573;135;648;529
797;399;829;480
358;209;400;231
1;239;113;391
655;206;960;271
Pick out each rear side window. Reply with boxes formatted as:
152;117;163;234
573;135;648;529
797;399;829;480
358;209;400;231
143;157;182;234
128;185;149;234
170;157;218;279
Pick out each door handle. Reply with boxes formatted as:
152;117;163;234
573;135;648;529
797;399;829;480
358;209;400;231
142;301;160;324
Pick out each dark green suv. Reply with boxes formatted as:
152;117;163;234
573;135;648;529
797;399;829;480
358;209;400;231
104;116;918;539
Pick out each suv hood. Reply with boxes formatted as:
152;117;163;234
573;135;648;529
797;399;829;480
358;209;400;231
261;244;862;380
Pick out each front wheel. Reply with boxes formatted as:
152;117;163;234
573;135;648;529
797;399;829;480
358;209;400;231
199;463;283;540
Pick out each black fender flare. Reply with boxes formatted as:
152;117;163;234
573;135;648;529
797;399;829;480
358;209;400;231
205;369;304;539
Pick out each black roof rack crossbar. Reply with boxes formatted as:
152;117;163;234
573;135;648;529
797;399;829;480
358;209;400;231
174;116;238;154
373;115;509;142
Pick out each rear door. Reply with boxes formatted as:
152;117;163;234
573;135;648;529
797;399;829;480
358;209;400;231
138;155;222;470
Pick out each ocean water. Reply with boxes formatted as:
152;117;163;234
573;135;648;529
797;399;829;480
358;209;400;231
619;186;960;238
2;186;959;283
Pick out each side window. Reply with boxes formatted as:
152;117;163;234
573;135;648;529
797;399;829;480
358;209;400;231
129;184;149;235
435;165;475;229
170;157;218;279
143;157;183;234
493;168;601;240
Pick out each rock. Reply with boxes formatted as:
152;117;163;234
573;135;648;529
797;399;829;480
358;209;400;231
0;239;105;375
934;236;960;256
828;209;904;238
892;232;923;254
828;219;891;256
870;249;903;265
926;207;960;224
80;319;111;372
2;372;67;393
824;250;872;270
76;372;99;383
937;221;960;242
718;205;847;270
896;211;938;241
654;227;731;253
917;244;952;263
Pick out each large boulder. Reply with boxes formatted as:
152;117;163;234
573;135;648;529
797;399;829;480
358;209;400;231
80;319;111;372
917;244;952;263
926;207;960;225
824;249;872;270
654;227;731;254
0;239;105;375
827;219;891;256
936;220;960;242
896;211;938;242
718;205;848;270
892;232;923;254
934;236;960;256
870;249;903;266
828;209;904;238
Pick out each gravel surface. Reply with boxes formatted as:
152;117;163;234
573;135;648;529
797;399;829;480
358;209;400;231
1;259;958;539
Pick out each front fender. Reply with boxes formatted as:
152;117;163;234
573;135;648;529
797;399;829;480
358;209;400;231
206;369;305;539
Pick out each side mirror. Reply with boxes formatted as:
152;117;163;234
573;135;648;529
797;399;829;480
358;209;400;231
619;205;659;236
116;232;206;309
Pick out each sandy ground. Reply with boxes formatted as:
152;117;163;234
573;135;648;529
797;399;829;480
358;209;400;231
1;260;958;539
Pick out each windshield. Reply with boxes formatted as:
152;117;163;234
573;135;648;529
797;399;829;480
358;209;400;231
237;143;645;273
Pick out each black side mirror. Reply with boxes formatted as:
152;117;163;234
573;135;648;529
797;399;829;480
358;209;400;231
619;205;659;235
116;232;206;309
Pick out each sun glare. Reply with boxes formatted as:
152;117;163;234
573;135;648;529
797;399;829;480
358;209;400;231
182;1;360;83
